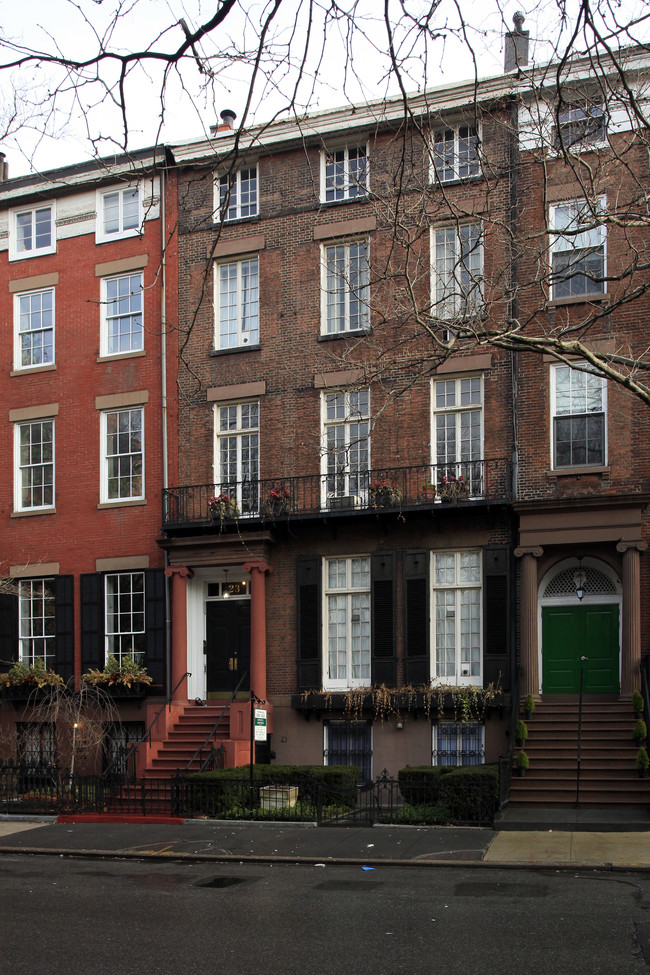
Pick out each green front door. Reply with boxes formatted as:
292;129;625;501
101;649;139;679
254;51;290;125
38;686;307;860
542;603;620;694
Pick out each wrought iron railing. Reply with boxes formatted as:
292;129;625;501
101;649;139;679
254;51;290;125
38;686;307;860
163;458;510;529
498;665;521;810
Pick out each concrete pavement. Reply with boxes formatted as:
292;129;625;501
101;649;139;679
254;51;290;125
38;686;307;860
1;815;650;870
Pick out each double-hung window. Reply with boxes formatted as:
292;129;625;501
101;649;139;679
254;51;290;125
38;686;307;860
324;556;371;690
432;550;482;684
216;402;259;514
431;223;483;319
433;376;483;495
10;203;55;260
432;125;480;182
554;101;605;151
219;167;258;220
322;145;368;202
322;389;370;504
101;273;143;355
322;240;370;334
18;578;55;668
551;364;606;468
15;288;54;369
215;257;259;349
433;722;484;766
550;198;606;300
101;407;144;502
105;571;145;664
15;419;54;511
97;185;141;241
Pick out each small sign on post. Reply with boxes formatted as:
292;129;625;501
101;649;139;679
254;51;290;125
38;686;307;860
254;708;267;742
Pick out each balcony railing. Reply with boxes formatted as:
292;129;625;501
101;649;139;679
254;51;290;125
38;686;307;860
162;458;511;530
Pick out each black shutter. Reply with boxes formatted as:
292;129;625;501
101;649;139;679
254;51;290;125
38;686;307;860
145;568;166;689
0;589;18;664
297;557;321;691
80;573;104;672
483;546;511;690
405;551;429;685
371;552;395;686
53;575;74;682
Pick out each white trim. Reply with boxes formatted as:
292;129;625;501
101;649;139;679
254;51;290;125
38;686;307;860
548;195;607;301
549;362;608;470
96;183;143;243
321;555;372;692
430;548;483;687
100;406;145;504
13;286;55;371
215;164;259;221
100;270;144;357
319;142;369;203
14;417;55;513
319;238;370;335
9;201;56;261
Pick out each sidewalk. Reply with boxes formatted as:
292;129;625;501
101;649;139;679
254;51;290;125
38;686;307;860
1;815;650;870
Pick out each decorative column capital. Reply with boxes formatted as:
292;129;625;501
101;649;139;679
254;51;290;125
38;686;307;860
616;540;648;554
164;565;194;579
514;546;544;559
243;560;273;576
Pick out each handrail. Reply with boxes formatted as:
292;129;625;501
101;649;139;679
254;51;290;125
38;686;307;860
185;671;249;773
102;671;191;780
640;655;650;729
576;656;588;807
499;665;521;809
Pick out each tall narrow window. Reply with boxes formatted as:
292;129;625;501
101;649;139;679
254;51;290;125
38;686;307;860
551;364;606;468
101;408;144;501
322;240;370;334
15;288;54;369
431;223;483;319
433;376;483;495
215;257;259;348
15;419;54;511
216;402;259;514
322;389;370;504
18;578;55;668
323;556;371;690
102;273;143;355
105;572;145;664
219;167;258;220
322;145;368;202
432;550;482;684
550;198;606;299
432;125;480;182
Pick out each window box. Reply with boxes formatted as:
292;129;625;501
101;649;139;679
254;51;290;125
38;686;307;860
438;476;471;502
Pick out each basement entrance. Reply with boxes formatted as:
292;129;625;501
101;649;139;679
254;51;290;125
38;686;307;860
205;599;251;698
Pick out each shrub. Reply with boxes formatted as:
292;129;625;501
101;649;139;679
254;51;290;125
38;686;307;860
632;690;644;714
633;720;647;742
397;765;452;804
515;720;528;742
636;747;649;772
437;765;499;824
524;694;535;715
516;750;529;770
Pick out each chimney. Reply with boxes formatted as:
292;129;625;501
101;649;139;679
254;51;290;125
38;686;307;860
209;109;238;137
0;152;8;181
504;11;529;73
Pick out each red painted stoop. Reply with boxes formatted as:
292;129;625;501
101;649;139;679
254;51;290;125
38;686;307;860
145;701;231;778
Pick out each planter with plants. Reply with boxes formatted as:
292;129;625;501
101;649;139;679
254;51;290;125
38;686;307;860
82;654;153;699
632;690;645;718
633;719;647;747
438;475;470;502
0;659;65;701
524;694;535;720
515;750;529;777
636;747;650;778
515;719;528;748
208;492;240;522
264;485;294;517
421;483;436;502
369;478;403;508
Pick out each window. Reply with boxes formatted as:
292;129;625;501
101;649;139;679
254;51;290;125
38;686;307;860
15;419;54;511
432;125;480;182
14;288;54;369
551;364;606;468
103;722;146;774
432;550;482;684
325;720;372;781
433;722;484;766
324;557;371;691
18;578;55;668
219;167;258;220
433;376;483;494
17;723;56;767
216;402;259;514
101;273;143;355
215;257;259;349
431;223;483;319
322;389;370;503
105;571;145;664
322;240;370;334
554;101;605;151
97;185;141;241
101;408;144;501
322;144;368;202
10;204;55;260
550;198;606;300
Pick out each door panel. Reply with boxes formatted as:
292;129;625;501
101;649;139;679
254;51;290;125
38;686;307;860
205;600;250;698
542;603;619;694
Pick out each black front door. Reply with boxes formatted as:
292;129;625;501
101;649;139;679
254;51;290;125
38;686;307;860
205;600;251;698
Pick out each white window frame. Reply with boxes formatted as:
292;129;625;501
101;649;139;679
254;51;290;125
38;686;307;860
101;272;144;356
320;144;368;203
9;202;56;261
431;124;480;183
96;184;142;243
432;375;484;495
214;401;260;515
214;256;260;349
104;571;146;665
322;556;371;692
430;222;484;320
18;578;56;669
14;287;55;370
549;197;607;301
433;721;485;766
554;100;606;152
321;389;370;506
217;166;258;221
550;363;607;469
100;407;144;503
431;549;483;686
321;239;370;335
14;418;55;512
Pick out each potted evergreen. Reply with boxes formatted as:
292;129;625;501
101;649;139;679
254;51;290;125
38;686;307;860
636;747;650;778
515;719;528;748
632;690;644;718
633;719;647;747
524;694;535;720
515;750;529;777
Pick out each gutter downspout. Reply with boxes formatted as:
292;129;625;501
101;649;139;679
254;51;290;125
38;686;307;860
160;162;172;698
